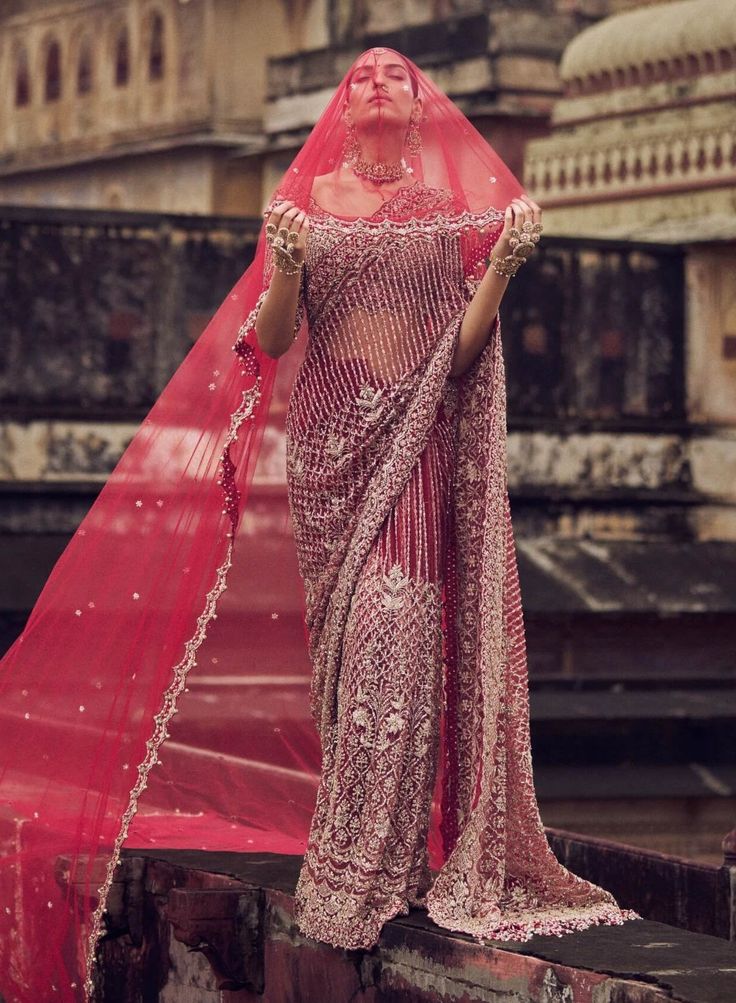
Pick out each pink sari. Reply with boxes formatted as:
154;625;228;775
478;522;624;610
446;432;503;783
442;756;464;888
269;183;641;945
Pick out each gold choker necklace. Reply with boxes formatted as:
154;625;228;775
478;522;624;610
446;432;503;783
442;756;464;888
351;156;405;185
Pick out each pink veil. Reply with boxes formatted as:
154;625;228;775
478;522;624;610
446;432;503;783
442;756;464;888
0;48;531;1001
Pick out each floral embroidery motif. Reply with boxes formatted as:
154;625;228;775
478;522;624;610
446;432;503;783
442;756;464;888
325;433;349;465
355;384;385;422
378;564;411;612
287;436;306;479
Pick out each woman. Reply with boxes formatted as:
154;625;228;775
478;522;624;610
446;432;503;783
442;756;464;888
0;47;640;1002
253;48;640;948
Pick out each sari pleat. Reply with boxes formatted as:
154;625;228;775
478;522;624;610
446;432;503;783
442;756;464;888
293;400;457;946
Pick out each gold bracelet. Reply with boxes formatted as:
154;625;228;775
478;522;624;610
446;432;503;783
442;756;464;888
489;253;523;278
266;222;304;276
272;245;304;276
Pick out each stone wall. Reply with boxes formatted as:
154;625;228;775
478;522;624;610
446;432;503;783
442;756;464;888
2;205;735;694
4;203;731;547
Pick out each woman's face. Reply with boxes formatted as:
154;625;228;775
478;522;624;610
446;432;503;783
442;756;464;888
345;52;421;133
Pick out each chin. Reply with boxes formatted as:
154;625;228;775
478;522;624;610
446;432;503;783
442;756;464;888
359;107;405;127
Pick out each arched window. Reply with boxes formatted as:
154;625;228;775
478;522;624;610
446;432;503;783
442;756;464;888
149;11;165;81
45;39;62;102
114;26;129;87
15;46;31;107
77;38;93;95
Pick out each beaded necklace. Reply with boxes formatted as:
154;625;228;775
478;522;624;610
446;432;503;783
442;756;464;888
350;156;405;185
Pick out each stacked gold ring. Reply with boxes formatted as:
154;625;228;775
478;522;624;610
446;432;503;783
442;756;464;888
489;220;543;278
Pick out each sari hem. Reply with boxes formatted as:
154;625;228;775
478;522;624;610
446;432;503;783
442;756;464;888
425;898;645;944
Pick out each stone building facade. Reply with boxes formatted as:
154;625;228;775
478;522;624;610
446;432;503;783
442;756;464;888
0;0;647;215
524;0;736;540
0;0;323;214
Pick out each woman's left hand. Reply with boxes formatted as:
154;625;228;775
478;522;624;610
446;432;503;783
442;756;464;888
495;194;543;258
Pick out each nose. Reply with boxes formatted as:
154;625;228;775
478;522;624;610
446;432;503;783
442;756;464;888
368;66;389;90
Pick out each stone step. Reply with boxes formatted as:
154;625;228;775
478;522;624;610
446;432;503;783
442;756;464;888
85;848;736;1003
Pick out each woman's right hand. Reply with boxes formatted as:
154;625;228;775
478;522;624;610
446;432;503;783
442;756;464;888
263;199;310;266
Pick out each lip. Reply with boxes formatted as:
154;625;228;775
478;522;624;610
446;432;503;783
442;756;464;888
369;94;391;104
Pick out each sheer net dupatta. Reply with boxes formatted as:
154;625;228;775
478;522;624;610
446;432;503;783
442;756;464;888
0;246;309;1000
0;45;572;1002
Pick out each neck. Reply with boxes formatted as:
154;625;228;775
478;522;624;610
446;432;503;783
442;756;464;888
355;129;404;166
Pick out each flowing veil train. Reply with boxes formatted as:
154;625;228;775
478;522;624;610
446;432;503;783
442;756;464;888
0;47;641;1002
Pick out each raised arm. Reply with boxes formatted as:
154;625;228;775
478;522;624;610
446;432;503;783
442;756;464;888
450;194;542;377
255;199;309;359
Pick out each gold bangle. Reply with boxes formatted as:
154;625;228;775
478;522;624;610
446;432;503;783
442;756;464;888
489;253;523;278
272;245;304;276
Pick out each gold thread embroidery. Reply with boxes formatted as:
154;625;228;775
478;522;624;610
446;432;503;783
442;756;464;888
355;384;385;422
379;564;411;612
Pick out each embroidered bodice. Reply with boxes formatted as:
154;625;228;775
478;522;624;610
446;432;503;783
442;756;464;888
291;182;503;383
273;182;504;600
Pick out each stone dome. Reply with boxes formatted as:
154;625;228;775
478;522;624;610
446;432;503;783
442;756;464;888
560;0;736;84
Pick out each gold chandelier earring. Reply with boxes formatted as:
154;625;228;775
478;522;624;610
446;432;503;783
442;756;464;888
342;121;361;167
406;115;423;156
